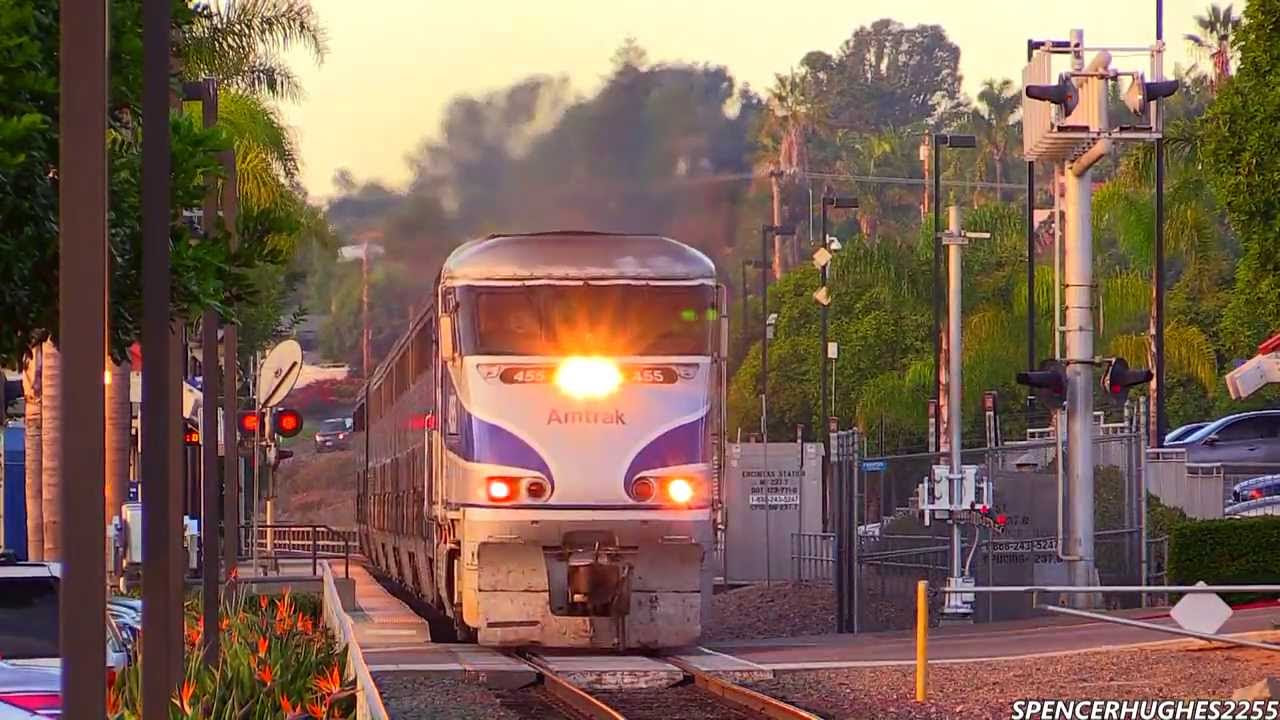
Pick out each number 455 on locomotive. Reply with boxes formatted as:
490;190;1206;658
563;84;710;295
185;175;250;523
354;231;728;649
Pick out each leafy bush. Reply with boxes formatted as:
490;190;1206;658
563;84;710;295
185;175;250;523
109;584;355;719
1167;516;1280;605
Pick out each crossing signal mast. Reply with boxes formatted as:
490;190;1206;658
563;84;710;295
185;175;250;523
1021;29;1171;609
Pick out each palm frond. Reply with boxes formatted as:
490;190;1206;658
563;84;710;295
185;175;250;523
218;89;299;179
1098;271;1151;337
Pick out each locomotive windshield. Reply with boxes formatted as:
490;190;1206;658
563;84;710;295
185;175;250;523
457;284;716;356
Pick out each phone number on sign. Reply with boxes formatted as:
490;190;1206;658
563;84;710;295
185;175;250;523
1011;700;1280;720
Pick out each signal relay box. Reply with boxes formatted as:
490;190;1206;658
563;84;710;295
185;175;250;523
918;465;986;524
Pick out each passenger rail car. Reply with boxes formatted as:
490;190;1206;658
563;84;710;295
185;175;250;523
354;231;727;649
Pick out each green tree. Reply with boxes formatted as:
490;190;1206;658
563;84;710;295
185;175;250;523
969;78;1021;203
1202;0;1280;358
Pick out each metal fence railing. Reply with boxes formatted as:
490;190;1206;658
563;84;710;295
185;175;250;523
320;561;387;720
240;524;354;578
791;532;836;583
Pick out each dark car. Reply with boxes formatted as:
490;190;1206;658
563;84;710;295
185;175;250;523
1164;422;1208;445
1166;410;1280;465
313;418;351;453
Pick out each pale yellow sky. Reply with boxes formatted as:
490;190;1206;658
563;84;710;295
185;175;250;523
280;0;1232;200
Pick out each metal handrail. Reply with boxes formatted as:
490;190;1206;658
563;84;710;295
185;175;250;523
240;523;353;578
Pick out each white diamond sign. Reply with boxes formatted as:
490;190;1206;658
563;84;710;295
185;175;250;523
813;286;831;306
1169;581;1233;635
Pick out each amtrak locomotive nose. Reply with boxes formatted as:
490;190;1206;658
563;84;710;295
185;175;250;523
355;232;726;649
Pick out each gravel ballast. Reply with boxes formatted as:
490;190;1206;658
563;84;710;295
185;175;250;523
746;639;1280;719
706;582;836;642
375;673;527;720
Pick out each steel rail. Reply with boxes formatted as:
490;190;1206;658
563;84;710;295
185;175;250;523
663;656;822;720
518;653;626;720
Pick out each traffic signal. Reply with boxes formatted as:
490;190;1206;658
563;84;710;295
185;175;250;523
237;410;263;435
1025;73;1079;117
183;422;200;446
1122;74;1179;117
1101;357;1152;405
273;408;303;438
1016;359;1067;412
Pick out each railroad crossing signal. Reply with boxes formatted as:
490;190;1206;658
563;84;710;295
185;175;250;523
1123;74;1179;117
237;410;263;435
1101;357;1152;405
272;408;303;438
1016;359;1067;412
1025;73;1079;116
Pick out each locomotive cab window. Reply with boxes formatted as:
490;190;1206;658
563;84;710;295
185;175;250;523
458;284;716;357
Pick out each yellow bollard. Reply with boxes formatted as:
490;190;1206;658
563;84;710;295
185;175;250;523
915;579;928;702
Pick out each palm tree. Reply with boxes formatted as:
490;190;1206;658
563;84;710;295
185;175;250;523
971;79;1021;202
181;0;327;103
105;358;131;528
39;339;60;560
21;348;42;561
1092;130;1222;441
834;126;922;241
762;69;827;276
1184;3;1242;90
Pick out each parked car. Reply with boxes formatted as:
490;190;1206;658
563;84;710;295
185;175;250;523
0;550;130;684
0;662;60;719
1164;422;1208;445
314;417;351;453
1225;474;1280;517
1165;410;1280;465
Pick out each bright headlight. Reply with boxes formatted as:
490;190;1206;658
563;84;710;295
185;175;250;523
554;356;621;399
666;477;695;504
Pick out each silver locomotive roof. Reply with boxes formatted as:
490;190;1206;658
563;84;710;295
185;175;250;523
441;231;716;283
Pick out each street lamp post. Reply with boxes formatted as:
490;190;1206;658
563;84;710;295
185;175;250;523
759;225;793;586
740;260;761;361
930;134;975;456
760;224;796;436
819;193;857;531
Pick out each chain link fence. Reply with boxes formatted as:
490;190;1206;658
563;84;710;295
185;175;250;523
807;412;1154;632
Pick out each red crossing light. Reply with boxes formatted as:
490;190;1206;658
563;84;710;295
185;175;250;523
237;410;262;435
273;408;303;438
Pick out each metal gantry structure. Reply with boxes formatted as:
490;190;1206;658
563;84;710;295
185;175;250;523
1016;27;1174;609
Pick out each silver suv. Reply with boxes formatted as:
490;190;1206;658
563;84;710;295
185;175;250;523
1167;410;1280;465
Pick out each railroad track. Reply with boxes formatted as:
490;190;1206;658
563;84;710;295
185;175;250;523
516;652;822;720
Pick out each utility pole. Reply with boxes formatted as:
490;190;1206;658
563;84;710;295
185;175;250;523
935;207;989;620
768;170;785;280
362;234;370;379
930;134;975;456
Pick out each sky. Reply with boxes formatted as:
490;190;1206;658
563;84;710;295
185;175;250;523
278;0;1234;201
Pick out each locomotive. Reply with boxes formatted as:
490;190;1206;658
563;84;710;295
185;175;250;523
354;231;727;649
